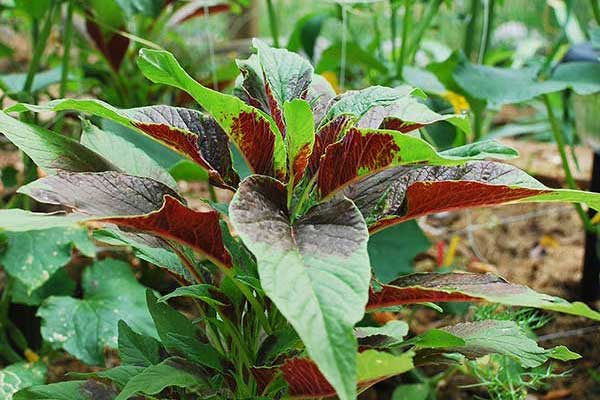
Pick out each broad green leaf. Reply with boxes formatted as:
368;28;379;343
416;320;581;368
11;268;76;306
38;259;155;365
0;209;84;232
137;48;286;180
80;121;177;190
440;140;519;160
368;221;431;283
7;102;237;188
345;161;600;233
0;226;94;292
356;350;414;383
13;380;117;400
392;383;430;400
367;272;600;321
402;66;446;96
118;320;161;367
550;62;600;95
93;228;197;284
0;67;72;94
146;291;223;372
0;111;116;175
355;320;409;348
168;160;209;182
69;366;144;388
230;176;371;400
14;0;51;19
0;362;46;400
283;99;315;187
322;86;418;125
115;357;209;400
413;329;465;348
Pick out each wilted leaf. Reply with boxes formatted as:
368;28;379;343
366;272;600;320
38;259;155;364
230;176;371;400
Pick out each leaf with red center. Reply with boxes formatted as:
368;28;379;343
281;350;414;398
343;161;600;232
316;127;471;198
357;96;470;135
366;272;600;320
283;99;315;188
20;172;232;268
235;40;314;137
137;48;287;180
7;101;238;188
307;115;355;178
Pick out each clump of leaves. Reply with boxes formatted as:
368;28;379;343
1;40;600;400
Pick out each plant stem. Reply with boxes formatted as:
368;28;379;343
472;107;484;141
591;0;600;25
265;0;279;47
55;0;74;132
543;94;594;232
208;184;218;203
463;0;480;61
23;2;57;93
477;0;495;64
389;0;398;62
397;0;411;78
539;0;572;79
406;0;442;63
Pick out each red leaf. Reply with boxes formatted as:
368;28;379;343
380;118;424;133
317;127;400;197
307;115;354;178
292;142;313;186
281;358;337;398
85;19;129;71
230;110;279;179
103;195;232;268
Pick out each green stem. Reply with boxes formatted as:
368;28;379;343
55;0;74;133
543;94;594;232
463;0;480;60
539;0;572;79
23;2;57;93
472;108;484;141
406;0;442;63
389;0;398;63
477;0;495;64
265;0;280;47
591;0;600;25
397;0;411;78
208;184;217;203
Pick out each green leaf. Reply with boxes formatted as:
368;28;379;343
550;62;600;95
368;221;431;283
0;111;116;175
356;350;414;383
13;380;117;400
80;121;177;190
114;0;164;17
417;320;580;368
547;345;581;362
440;140;519;160
38;259;155;365
146;291;223;371
392;383;430;400
93;228;197;284
118;321;161;367
367;272;600;321
168;160;209;182
355;320;409;348
286;11;332;60
230;176;371;400
158;284;226;308
0;227;94;292
0;209;84;232
322;86;417;125
0;67;73;95
11;268;76;306
115;357;209;400
69;366;144;388
7;102;237;188
14;0;51;19
0;362;47;400
283;99;315;187
414;329;466;348
137;48;286;180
